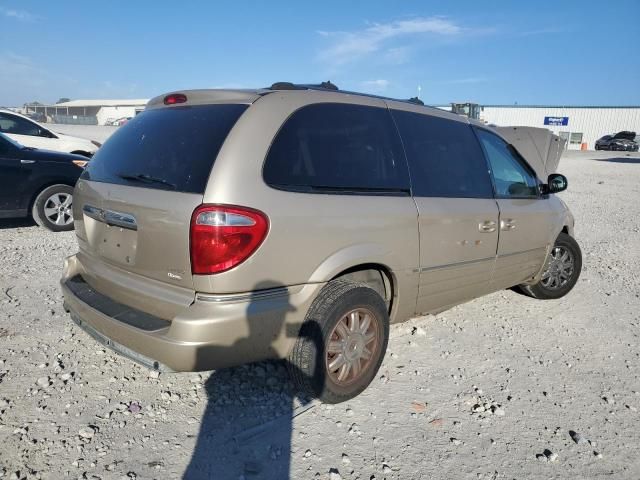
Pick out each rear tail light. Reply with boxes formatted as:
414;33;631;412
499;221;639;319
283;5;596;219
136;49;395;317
190;205;269;275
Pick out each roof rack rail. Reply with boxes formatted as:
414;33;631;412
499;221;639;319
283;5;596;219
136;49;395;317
269;81;339;91
266;82;437;110
269;82;303;90
317;81;338;91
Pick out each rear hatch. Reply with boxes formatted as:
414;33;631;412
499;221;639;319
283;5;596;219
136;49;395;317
73;102;248;313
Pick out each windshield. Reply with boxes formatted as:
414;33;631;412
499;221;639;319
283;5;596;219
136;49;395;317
81;104;248;193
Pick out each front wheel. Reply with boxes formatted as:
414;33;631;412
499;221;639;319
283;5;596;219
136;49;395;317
519;232;582;300
32;184;75;232
288;279;389;403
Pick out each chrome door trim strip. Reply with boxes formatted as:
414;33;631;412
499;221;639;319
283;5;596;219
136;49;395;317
496;246;545;259
420;256;495;273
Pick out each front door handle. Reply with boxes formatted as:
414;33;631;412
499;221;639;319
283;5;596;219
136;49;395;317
20;159;36;164
478;220;497;233
501;219;516;231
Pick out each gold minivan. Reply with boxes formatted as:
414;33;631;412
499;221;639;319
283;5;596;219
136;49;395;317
61;83;581;403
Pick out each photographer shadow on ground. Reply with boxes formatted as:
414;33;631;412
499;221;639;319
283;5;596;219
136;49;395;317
183;281;325;480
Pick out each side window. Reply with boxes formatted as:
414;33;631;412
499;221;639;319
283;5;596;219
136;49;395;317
263;103;409;193
475;129;539;198
390;110;493;198
0;113;42;136
0;136;10;155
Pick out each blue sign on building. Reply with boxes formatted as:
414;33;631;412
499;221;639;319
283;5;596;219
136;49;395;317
544;116;569;126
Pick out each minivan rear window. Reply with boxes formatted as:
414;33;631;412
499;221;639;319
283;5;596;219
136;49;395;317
82;104;247;193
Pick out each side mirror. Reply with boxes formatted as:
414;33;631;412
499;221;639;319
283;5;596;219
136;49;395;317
545;173;568;194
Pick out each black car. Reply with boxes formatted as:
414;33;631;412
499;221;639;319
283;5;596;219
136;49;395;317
0;132;87;231
595;131;639;151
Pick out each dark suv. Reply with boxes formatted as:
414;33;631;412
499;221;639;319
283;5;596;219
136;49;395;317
595;131;639;151
0;132;87;231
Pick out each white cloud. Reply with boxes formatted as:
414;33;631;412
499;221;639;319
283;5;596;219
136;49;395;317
360;79;390;93
317;17;462;66
382;46;411;65
0;7;37;22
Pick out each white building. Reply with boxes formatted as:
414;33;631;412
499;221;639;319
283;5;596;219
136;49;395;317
25;99;149;125
479;106;640;150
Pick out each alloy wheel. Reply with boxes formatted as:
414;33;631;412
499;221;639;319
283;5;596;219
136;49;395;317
541;245;575;290
326;308;379;386
43;192;73;226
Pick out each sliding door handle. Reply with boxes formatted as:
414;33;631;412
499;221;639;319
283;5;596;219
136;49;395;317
478;220;497;233
501;219;516;231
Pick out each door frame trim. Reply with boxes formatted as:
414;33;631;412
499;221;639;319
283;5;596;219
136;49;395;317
420;255;495;273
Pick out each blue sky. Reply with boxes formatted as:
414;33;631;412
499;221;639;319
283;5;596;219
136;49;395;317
1;1;639;106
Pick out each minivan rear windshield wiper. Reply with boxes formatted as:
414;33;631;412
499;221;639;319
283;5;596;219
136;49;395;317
117;172;177;190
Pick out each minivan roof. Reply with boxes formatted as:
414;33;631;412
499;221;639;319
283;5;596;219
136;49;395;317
146;83;466;122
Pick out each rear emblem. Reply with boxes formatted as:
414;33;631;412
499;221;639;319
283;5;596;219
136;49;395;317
167;272;183;280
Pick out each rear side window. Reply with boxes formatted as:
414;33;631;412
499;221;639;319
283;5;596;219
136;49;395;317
475;129;539;198
391;110;493;198
263;103;409;194
0;113;41;136
82;104;247;193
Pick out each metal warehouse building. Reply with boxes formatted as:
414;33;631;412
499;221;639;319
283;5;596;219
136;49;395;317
479;106;640;150
24;99;148;125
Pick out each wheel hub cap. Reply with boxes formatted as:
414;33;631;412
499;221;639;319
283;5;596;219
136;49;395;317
541;245;574;290
326;308;379;386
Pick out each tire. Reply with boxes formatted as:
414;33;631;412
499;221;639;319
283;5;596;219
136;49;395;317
519;232;582;300
32;184;75;232
288;279;390;403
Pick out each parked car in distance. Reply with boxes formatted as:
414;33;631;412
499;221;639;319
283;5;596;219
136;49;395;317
105;117;132;127
25;111;47;122
595;131;639;151
0;109;101;157
61;84;582;403
0;132;87;231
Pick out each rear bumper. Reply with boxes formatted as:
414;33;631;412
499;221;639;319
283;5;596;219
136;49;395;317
61;254;322;372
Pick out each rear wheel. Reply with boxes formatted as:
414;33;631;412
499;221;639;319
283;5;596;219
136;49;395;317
32;184;75;232
288;279;389;403
519;233;582;299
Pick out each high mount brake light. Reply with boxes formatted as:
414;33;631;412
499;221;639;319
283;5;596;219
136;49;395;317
164;93;187;105
190;205;269;275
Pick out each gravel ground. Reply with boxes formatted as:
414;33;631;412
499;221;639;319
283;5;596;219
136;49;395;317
1;149;639;480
